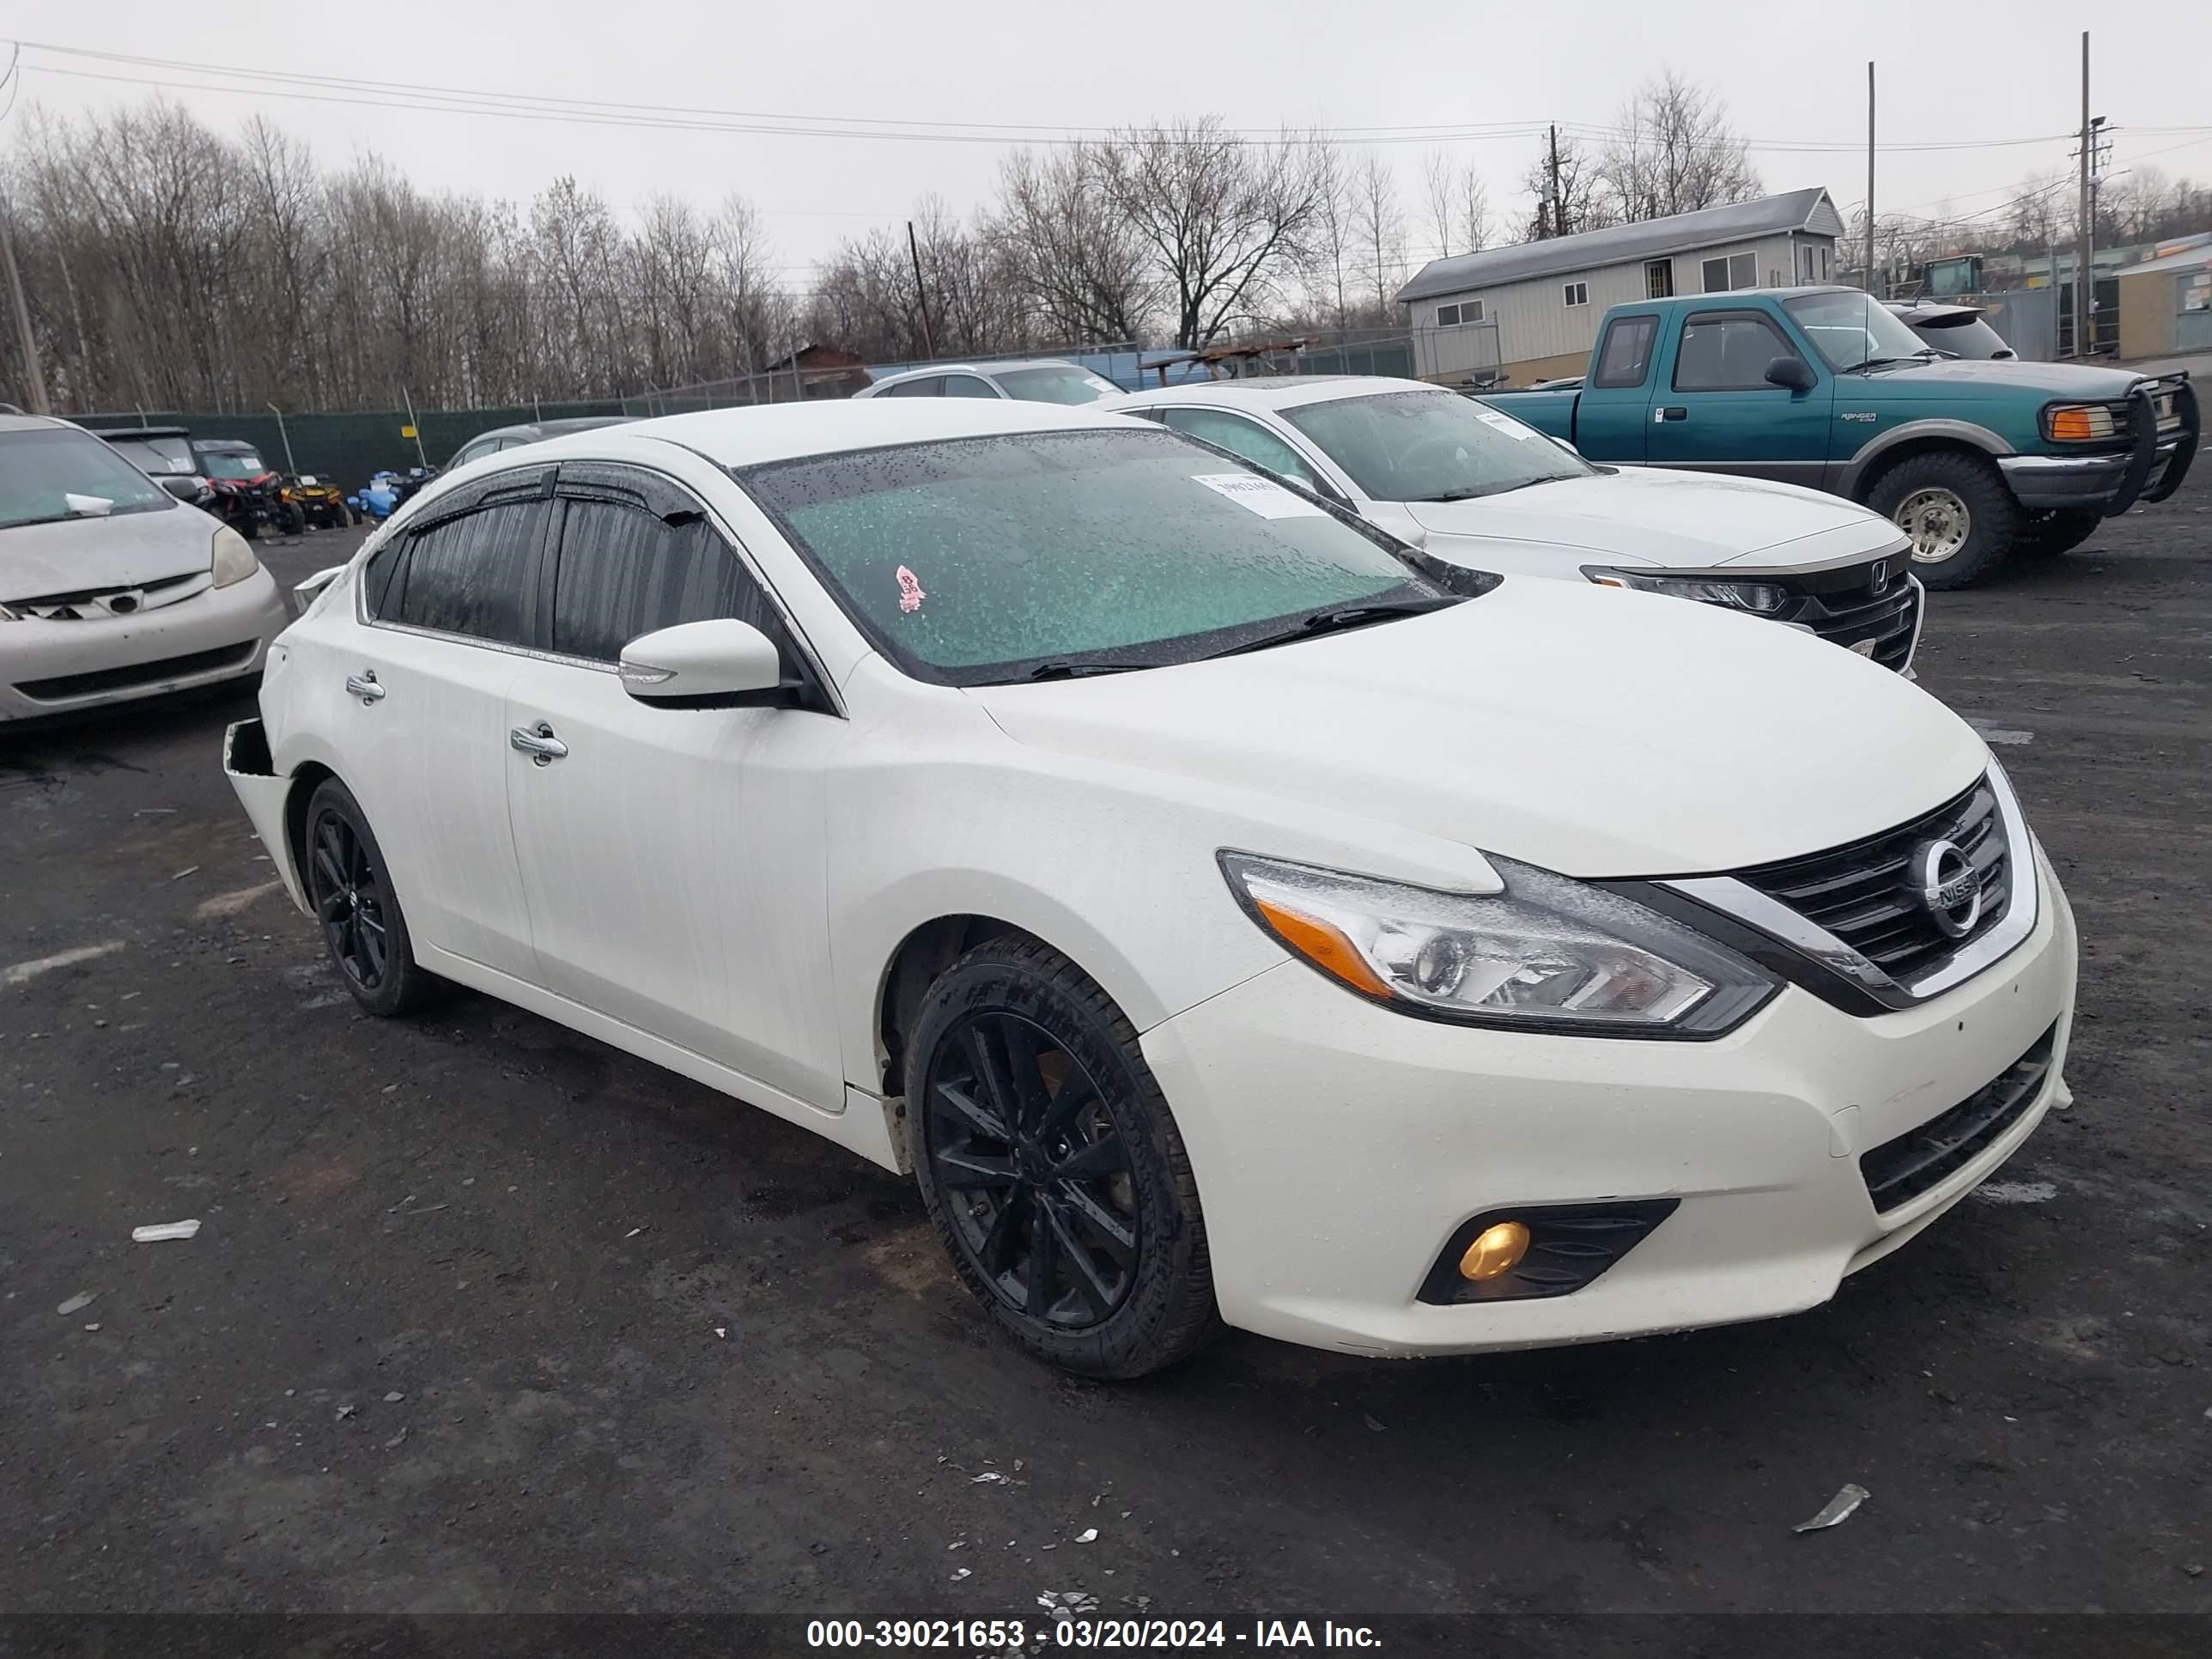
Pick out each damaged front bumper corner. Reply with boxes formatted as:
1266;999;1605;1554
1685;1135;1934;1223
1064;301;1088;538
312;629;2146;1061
224;719;311;917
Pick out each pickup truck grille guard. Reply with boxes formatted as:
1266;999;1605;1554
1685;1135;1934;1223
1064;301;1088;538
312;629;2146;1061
1601;767;2039;1018
2135;372;2199;507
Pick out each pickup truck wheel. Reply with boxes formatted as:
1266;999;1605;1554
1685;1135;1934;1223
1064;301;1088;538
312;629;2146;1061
1868;452;2018;590
2016;509;2102;560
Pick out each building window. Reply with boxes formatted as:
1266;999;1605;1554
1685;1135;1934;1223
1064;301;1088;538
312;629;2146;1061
1563;282;1590;308
1820;246;1831;281
1437;300;1485;327
1700;252;1758;294
1644;259;1674;299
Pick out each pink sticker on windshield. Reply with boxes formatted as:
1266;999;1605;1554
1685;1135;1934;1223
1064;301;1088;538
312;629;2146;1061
896;565;927;614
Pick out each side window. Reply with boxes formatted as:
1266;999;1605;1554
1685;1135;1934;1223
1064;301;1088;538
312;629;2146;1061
1591;316;1660;389
550;496;785;665
449;439;495;469
1160;408;1322;491
1673;313;1798;392
380;499;550;646
942;375;1000;398
884;376;944;398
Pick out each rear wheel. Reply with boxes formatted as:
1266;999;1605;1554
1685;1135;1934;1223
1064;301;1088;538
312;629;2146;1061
301;779;441;1018
2015;508;2103;560
908;937;1218;1379
1867;451;2019;590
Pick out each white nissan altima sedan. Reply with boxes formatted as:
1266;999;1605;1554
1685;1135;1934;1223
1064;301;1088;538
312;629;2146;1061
224;399;2076;1377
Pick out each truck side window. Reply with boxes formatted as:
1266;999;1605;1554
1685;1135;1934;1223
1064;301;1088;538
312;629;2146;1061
1674;313;1799;393
1592;316;1659;389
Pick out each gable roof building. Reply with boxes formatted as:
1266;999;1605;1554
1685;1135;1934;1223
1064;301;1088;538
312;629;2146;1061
1397;187;1849;386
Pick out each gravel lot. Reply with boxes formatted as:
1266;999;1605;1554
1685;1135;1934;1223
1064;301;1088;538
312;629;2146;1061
3;479;2208;1624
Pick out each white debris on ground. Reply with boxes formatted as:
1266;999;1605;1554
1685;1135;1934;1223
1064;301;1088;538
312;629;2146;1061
1974;1180;2059;1205
1793;1482;1870;1533
131;1219;201;1243
56;1292;96;1316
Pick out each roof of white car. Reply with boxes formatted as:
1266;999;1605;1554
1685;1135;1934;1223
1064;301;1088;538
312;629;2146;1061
550;396;1142;469
866;357;1086;389
0;413;77;435
1102;375;1432;414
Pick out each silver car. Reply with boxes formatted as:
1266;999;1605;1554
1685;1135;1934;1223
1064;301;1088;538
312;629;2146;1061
1;416;290;722
855;358;1121;404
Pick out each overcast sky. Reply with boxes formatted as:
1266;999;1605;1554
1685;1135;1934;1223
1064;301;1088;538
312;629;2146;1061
8;0;2209;292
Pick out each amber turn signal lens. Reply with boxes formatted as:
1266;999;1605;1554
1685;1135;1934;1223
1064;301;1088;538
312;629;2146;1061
1459;1220;1531;1282
1251;896;1394;1000
2048;409;2092;441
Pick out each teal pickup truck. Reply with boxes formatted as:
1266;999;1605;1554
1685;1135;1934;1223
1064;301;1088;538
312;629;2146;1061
1480;287;2198;587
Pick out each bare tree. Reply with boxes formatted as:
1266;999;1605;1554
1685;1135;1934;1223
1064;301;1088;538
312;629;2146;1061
1595;71;1762;223
1351;151;1405;318
993;145;1155;344
1300;139;1356;329
1098;118;1328;350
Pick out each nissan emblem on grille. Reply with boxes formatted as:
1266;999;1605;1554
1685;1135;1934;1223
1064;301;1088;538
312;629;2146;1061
1913;839;1982;939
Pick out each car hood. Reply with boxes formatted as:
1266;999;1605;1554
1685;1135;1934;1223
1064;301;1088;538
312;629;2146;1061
1399;468;1904;569
969;575;1986;878
0;505;214;603
1850;356;2144;399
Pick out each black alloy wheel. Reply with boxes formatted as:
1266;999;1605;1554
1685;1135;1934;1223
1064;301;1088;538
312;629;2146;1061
923;1009;1139;1328
908;937;1218;1378
299;778;439;1018
307;806;389;989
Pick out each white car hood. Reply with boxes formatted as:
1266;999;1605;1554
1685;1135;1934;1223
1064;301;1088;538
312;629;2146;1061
970;576;1985;878
1402;467;1905;571
0;505;216;604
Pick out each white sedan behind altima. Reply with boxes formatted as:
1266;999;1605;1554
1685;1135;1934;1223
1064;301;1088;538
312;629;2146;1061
2;416;289;721
224;400;2075;1377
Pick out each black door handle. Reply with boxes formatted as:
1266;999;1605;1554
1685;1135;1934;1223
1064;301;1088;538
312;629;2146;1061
1659;406;1689;422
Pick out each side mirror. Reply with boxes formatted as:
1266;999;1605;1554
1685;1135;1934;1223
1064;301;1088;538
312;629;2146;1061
159;476;204;503
295;565;348;609
619;618;793;708
1765;356;1817;393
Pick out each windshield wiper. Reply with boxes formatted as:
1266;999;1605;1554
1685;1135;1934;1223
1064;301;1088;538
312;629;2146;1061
1206;596;1460;659
1022;659;1146;681
1845;355;1933;374
1413;487;1487;503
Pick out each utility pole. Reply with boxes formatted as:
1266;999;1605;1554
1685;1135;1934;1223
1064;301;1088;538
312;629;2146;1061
1864;63;1877;295
0;202;50;416
1547;125;1563;240
906;221;937;361
2075;31;2091;358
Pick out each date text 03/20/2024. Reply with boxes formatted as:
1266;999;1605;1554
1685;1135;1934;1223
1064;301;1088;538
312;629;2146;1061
805;1619;1381;1649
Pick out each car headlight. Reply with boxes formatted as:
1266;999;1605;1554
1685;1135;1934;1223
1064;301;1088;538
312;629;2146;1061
1219;852;1777;1036
2042;403;2123;442
1583;568;1789;613
210;525;260;588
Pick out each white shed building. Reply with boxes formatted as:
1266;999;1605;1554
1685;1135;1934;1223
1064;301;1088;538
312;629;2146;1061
1397;188;1848;386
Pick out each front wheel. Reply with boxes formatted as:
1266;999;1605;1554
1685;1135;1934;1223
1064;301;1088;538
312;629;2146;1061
2016;508;2103;560
1867;451;2020;590
908;937;1218;1379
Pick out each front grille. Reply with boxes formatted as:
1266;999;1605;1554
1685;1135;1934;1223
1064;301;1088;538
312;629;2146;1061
1735;777;2012;986
1860;1022;2057;1212
16;641;257;702
10;571;204;621
1774;561;1921;671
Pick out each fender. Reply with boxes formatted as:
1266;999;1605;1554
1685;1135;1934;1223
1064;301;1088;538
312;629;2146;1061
1837;419;2014;499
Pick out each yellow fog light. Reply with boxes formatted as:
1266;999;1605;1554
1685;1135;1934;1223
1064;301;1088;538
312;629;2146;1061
1458;1220;1530;1282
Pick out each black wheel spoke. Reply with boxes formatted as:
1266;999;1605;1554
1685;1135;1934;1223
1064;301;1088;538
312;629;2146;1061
936;1149;1019;1190
934;1077;1012;1144
1051;1129;1128;1180
1036;1068;1100;1141
1055;1181;1137;1262
962;1024;1020;1125
312;846;345;896
994;1016;1054;1130
315;887;349;921
1042;1195;1117;1317
1023;1194;1058;1317
977;1188;1026;1278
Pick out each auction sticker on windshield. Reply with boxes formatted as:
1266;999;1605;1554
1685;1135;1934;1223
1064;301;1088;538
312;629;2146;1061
1190;472;1327;519
1472;407;1536;439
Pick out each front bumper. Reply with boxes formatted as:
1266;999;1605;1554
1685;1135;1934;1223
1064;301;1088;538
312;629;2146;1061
0;565;289;722
1141;847;2076;1358
1998;445;2183;510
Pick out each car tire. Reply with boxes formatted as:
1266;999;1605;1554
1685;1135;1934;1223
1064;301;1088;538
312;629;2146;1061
908;936;1218;1379
301;779;441;1018
1868;451;2019;590
2016;508;2102;560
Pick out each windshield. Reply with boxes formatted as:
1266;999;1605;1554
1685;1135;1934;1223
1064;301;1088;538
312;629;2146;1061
994;365;1121;405
106;435;195;476
1784;291;1934;372
1;428;177;530
1281;389;1592;502
738;428;1443;686
197;447;271;480
1908;313;2014;360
